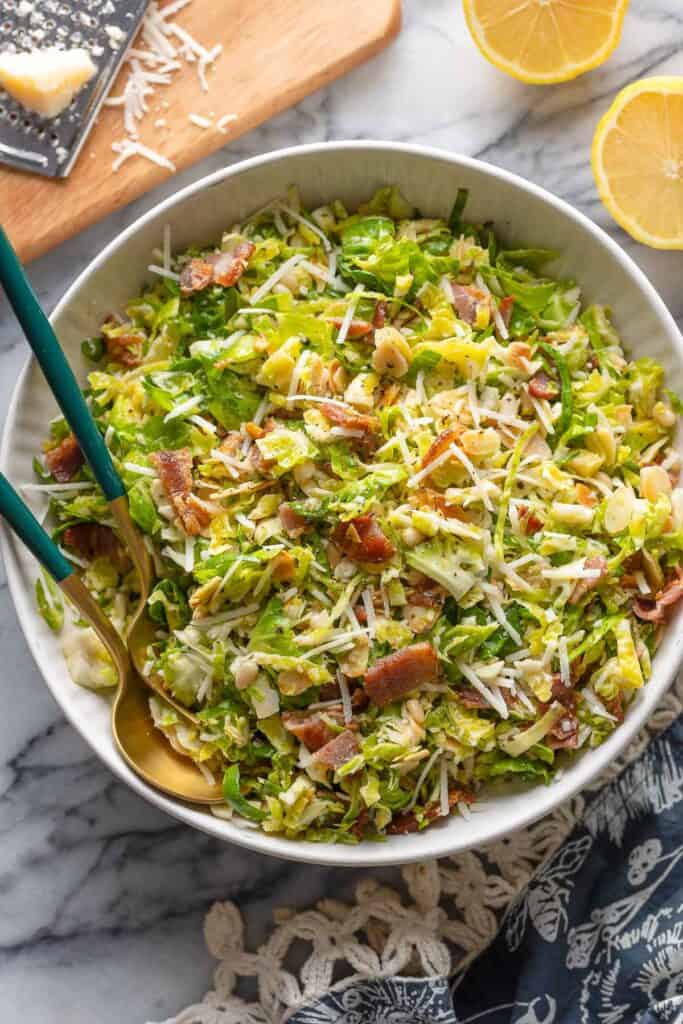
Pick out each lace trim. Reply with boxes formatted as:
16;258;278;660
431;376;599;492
156;673;683;1024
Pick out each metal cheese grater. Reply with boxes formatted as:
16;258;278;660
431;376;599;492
0;0;148;178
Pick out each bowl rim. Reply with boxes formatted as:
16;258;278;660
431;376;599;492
3;139;683;867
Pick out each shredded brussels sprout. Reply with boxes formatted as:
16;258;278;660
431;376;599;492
34;186;683;843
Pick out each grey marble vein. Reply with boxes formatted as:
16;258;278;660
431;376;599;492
1;1;682;1020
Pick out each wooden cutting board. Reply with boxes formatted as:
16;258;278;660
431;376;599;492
0;0;401;263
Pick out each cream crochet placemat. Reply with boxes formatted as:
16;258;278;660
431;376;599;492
156;672;683;1024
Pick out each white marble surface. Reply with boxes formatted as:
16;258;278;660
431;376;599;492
1;1;682;1020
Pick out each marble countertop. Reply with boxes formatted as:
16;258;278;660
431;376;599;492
1;1;682;1020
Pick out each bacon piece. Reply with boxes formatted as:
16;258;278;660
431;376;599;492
314;730;360;769
319;402;379;437
633;568;683;623
568;556;608;605
328;317;374;339
271;551;296;582
458;687;489;710
518;504;543;536
548;712;580;750
499;295;515;328
332;514;396;564
451;283;488;325
364;641;439;706
528;370;559;401
104;330;145;368
45;433;83;482
412;489;471;522
351;807;371;839
315;682;369;712
282;711;338;751
604;691;624;723
550;674;578;710
632;600;663;623
387;787;473;834
575;483;597;508
151;448;211;536
207;240;255;287
62;523;128;569
421;428;461;472
373;301;388;330
405;581;446;609
179;258;214;296
279;503;308;538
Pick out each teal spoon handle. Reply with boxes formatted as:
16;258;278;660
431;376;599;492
0;226;125;502
0;472;73;582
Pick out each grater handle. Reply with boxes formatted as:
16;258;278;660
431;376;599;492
0;225;125;502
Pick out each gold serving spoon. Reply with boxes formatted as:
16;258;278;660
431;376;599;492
0;226;222;804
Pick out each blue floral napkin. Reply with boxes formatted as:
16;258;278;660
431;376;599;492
288;714;683;1024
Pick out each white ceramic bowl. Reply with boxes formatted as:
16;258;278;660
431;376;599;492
3;142;683;867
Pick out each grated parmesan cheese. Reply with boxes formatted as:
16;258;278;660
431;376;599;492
217;112;238;133
439;756;450;817
558;636;570;686
188;112;212;128
457;661;509;719
337;671;353;726
249;254;304;305
105;0;224;171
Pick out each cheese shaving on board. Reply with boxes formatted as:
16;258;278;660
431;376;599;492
105;0;230;172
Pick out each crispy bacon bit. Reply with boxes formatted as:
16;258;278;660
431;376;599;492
548;712;580;750
518;504;543;536
406;580;446;609
271;551;296;582
282;711;338;751
329;317;374;339
633;568;683;624
458;687;489;709
316;682;369;711
208;240;255;286
632;601;664;623
104;330;145;367
279;503;308;538
568;556;608;605
351;686;370;711
180;242;255;297
451;283;488;325
44;433;83;482
314;729;360;769
351;807;371;839
62;523;128;569
151;448;211;536
364;641;439;706
332;514;396;564
386;810;421;834
550;674;578;710
575;483;597;508
387;788;473;834
604;691;624;722
319;402;379;437
499;295;515;328
528;370;559;401
412;489;470;522
373;301;388;330
421;428;461;472
179;258;214;296
244;422;265;440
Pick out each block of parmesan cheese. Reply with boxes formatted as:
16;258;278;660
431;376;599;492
0;47;97;118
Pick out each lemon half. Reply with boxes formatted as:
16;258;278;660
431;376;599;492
592;76;683;250
463;0;629;85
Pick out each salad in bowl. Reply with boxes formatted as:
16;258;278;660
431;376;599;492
35;184;683;844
